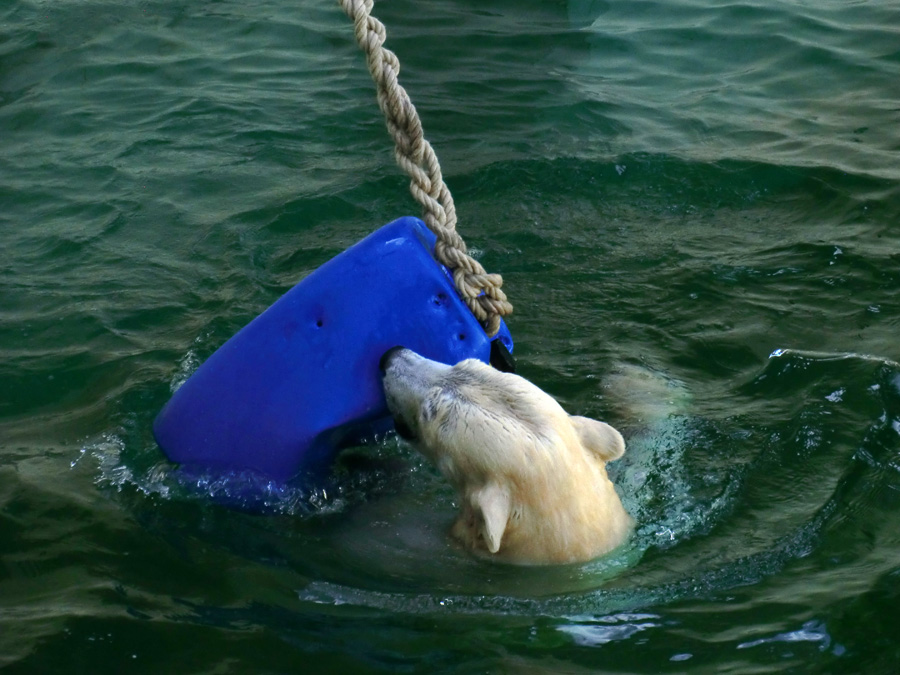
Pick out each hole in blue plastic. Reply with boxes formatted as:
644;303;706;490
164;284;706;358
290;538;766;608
458;333;466;341
315;319;324;328
432;292;449;306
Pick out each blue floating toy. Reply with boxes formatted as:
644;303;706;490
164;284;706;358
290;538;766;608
153;216;513;483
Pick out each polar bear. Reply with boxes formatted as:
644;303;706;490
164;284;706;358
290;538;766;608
379;347;633;565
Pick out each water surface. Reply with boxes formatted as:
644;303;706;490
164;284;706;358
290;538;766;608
2;0;900;672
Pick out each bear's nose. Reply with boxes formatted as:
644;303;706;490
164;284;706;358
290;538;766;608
379;346;406;374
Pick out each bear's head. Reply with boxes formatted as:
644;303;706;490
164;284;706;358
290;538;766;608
379;347;631;563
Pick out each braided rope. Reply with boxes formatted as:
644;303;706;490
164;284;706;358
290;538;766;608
337;0;512;336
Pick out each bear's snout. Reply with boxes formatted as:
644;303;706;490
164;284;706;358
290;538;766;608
379;346;407;374
379;346;420;441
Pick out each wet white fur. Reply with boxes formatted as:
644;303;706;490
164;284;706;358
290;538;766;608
381;349;633;565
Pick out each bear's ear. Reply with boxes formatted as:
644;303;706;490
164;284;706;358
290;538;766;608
570;416;625;462
471;482;510;554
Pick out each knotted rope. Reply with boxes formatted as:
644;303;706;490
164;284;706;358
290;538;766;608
338;0;513;336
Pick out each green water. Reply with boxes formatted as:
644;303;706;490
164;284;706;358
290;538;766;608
3;0;900;672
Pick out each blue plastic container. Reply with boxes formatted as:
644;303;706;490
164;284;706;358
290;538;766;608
153;216;512;483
